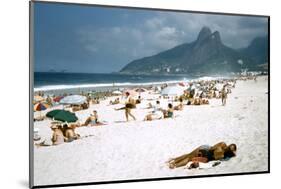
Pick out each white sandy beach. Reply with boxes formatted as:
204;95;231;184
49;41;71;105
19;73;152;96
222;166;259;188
33;76;268;186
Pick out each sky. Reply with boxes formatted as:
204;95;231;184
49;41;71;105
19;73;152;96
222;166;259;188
33;2;268;73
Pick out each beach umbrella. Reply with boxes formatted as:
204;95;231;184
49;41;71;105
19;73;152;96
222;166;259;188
123;89;138;97
46;109;61;118
53;96;64;102
60;95;87;105
46;109;78;123
161;86;185;96
34;102;48;111
134;88;147;93
112;90;122;95
215;83;224;90
156;86;162;92
178;82;185;87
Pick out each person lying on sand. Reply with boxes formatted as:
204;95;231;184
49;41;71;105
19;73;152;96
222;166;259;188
167;142;237;169
174;98;184;111
109;98;120;105
115;92;136;122
146;102;153;109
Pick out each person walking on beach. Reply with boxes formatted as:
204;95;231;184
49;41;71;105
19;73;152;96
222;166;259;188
221;85;228;106
115;92;136;122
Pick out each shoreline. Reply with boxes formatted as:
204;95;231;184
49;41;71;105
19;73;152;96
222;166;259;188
34;74;243;95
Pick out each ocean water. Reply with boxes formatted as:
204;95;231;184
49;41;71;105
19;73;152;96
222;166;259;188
34;72;197;92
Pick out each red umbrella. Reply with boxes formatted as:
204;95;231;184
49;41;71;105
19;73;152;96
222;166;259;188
53;96;64;102
123;89;138;97
178;82;185;87
134;88;147;93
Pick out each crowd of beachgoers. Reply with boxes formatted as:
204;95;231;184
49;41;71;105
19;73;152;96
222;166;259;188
33;74;269;185
33;75;263;170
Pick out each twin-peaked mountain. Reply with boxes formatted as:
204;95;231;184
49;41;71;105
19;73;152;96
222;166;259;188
120;26;268;74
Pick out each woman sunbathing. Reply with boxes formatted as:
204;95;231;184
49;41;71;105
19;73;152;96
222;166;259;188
167;142;237;169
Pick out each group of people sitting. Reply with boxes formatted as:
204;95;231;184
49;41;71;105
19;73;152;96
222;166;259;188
37;123;80;147
71;102;89;112
144;101;174;121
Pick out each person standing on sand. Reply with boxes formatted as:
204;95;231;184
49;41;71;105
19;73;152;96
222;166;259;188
221;85;228;106
115;92;136;122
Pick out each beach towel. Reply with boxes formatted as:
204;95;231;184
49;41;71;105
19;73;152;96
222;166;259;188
186;161;221;169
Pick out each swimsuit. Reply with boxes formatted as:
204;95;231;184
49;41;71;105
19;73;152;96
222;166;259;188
125;103;134;109
167;111;173;118
199;145;214;161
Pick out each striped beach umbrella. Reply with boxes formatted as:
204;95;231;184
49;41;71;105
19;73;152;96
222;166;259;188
34;102;48;112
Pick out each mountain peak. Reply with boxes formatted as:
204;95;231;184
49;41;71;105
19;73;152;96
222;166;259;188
120;27;268;74
211;31;222;43
197;26;212;42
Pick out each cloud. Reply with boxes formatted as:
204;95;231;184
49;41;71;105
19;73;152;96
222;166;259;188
77;17;186;62
77;12;268;71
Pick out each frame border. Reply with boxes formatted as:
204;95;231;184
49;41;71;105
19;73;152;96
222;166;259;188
29;1;270;188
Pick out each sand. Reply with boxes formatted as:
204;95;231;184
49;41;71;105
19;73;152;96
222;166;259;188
33;76;268;186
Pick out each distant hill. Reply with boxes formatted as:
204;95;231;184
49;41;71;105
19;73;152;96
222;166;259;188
239;35;268;68
120;26;268;75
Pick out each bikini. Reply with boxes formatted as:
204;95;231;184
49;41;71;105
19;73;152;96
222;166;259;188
199;145;214;161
